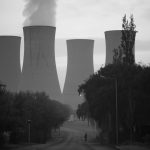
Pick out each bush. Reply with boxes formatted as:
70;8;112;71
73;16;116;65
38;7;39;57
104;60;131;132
0;91;71;144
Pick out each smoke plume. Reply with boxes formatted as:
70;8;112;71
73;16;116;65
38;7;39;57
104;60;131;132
23;0;57;26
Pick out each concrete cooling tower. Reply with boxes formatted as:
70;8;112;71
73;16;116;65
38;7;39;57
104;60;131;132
19;26;61;100
105;30;136;65
63;39;94;109
0;36;21;92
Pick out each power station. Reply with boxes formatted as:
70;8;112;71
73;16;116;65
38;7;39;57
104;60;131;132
0;36;21;92
19;26;61;100
105;30;136;65
0;28;137;108
63;39;94;108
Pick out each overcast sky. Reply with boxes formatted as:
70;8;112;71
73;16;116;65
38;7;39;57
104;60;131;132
0;0;150;89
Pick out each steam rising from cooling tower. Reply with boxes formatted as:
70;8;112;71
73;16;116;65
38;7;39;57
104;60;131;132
23;0;58;26
20;0;61;99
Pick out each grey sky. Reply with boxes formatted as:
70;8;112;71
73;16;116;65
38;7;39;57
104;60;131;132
0;0;150;89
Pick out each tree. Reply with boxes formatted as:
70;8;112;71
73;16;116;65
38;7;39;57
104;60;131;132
113;14;136;65
0;90;71;145
78;63;150;144
76;101;89;120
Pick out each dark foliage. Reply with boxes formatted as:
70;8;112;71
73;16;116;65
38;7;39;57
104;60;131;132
76;101;89;120
113;14;136;65
0;89;71;145
78;63;150;144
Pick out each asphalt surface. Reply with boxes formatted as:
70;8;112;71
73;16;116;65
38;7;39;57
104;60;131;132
42;121;116;150
8;120;117;150
48;127;95;150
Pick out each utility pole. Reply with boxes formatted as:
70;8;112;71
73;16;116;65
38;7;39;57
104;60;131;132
115;78;118;145
27;120;31;144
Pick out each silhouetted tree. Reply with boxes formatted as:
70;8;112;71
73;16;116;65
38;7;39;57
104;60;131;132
78;63;150;144
0;90;71;145
76;101;89;120
113;14;136;65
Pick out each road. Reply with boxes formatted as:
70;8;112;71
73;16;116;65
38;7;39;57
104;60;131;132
48;122;95;150
44;120;116;150
12;120;117;150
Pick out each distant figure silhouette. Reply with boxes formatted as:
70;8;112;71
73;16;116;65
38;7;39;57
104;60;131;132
84;133;87;142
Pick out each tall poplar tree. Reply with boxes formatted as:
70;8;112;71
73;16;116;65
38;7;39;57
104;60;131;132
113;14;136;65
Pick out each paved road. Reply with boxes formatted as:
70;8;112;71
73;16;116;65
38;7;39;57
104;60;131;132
43;120;150;150
48;126;95;150
12;120;117;150
43;121;116;150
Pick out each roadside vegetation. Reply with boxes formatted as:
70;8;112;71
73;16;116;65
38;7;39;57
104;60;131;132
0;89;71;146
77;63;150;144
77;15;150;144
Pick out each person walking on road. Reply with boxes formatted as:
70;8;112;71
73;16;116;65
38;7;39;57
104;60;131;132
84;133;87;142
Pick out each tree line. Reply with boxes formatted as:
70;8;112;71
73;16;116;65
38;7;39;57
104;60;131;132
77;15;150;144
0;88;71;145
77;63;150;144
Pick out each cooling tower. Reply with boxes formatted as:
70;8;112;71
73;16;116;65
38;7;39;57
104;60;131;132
0;36;21;92
63;39;94;109
105;30;136;65
19;26;61;100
